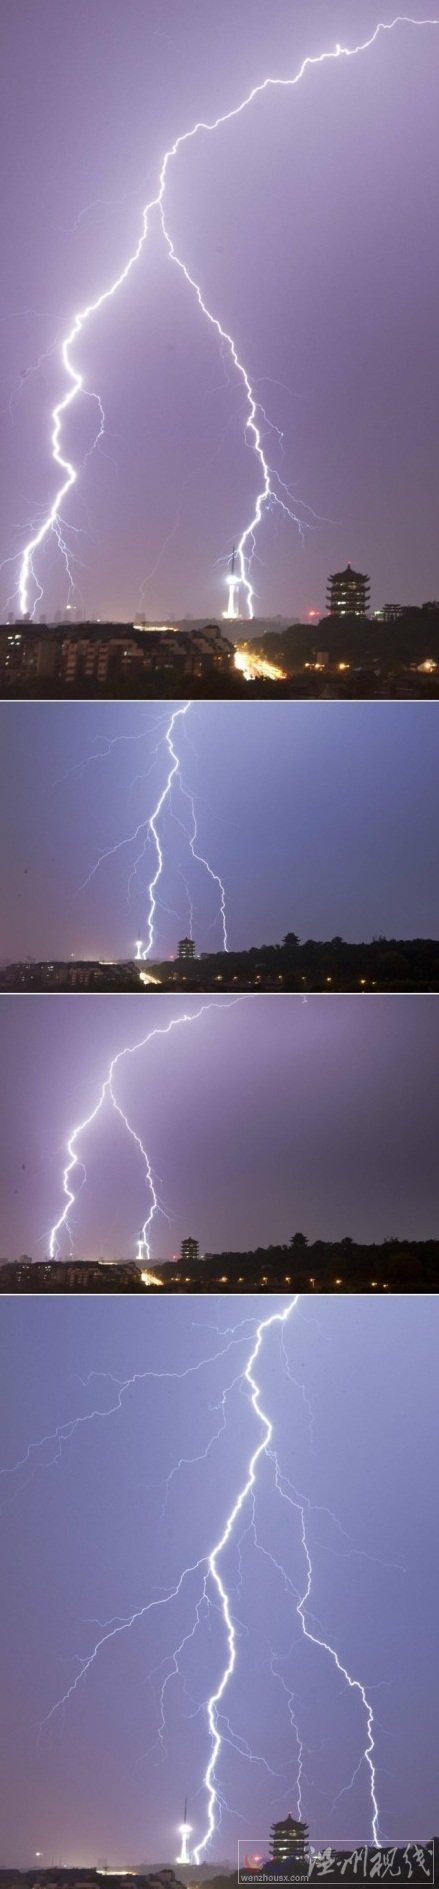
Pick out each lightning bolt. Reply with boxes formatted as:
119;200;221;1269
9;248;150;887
48;997;242;1261
141;702;192;956
191;1301;303;1861
0;1321;258;1504
9;16;438;619
71;701;229;957
139;703;228;958
271;1458;380;1847
6;1299;393;1855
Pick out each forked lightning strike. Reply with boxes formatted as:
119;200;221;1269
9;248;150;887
10;17;439;620
73;702;229;955
142;703;192;957
139;703;229;957
192;1300;302;1861
48;999;241;1261
8;1301;386;1854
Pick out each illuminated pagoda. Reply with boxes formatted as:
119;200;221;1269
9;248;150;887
326;562;370;618
269;1814;309;1872
178;937;196;959
181;1237;199;1265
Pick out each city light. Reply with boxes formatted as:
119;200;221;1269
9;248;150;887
234;646;287;682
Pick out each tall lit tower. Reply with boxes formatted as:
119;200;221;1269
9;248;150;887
176;1798;192;1865
326;562;370;618
269;1815;309;1871
178;937;196;960
181;1237;199;1266
223;545;242;621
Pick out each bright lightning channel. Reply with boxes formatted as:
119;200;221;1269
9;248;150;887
12;17;439;620
48;998;241;1262
72;702;229;956
142;703;192;958
13;1299;386;1856
138;702;229;958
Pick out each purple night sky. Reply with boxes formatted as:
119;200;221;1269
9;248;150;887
0;994;438;1259
1;1;439;622
1;700;439;961
0;1292;437;1865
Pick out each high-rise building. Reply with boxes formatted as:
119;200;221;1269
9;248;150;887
269;1815;309;1871
178;937;196;959
326;562;370;617
180;1237;199;1265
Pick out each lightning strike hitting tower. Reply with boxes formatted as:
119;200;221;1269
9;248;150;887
223;545;242;621
177;1798;192;1865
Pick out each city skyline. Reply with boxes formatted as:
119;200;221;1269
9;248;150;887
0;1293;437;1864
1;702;439;963
1;995;438;1260
1;1;439;621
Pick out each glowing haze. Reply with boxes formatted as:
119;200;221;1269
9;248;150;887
1;1;438;620
0;1293;437;1864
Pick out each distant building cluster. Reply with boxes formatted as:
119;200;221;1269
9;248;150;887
0;1243;199;1293
2;586;439;698
0;960;142;991
0;621;235;689
0;1259;143;1292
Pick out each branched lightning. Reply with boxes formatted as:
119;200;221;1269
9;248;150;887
0;1328;258;1501
1;1300;401;1854
141;702;192;956
272;1459;380;1845
71;701;230;956
48;998;242;1261
9;16;439;620
190;1302;301;1861
68;698;229;952
139;704;228;958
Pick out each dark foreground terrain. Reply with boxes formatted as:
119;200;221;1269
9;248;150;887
2;605;439;698
0;1844;437;1885
1;1237;437;1293
2;936;439;993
